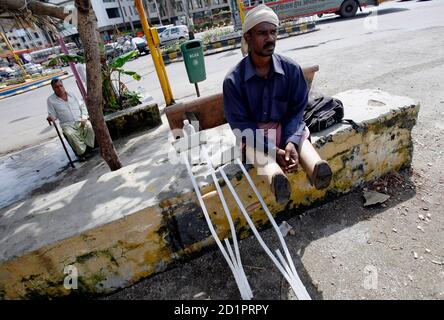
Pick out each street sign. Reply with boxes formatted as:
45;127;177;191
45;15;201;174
23;53;32;62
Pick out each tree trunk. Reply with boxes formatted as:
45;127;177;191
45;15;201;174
0;0;70;20
75;0;122;171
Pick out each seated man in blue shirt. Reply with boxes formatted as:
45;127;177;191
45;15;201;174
223;5;332;204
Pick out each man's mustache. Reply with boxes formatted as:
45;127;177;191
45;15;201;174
264;42;275;49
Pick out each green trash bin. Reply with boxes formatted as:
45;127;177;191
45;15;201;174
180;39;206;84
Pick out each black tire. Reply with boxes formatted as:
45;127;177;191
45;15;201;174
339;0;358;18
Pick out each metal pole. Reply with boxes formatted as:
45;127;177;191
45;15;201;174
58;36;87;102
154;0;162;25
128;14;136;35
236;0;245;24
194;83;200;97
183;0;193;29
135;0;175;105
0;32;29;79
48;120;75;168
117;0;128;33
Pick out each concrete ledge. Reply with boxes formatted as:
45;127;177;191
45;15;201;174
104;102;162;140
0;89;419;299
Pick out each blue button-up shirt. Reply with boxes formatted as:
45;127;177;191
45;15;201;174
223;54;308;150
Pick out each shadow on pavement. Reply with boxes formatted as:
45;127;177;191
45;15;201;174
9;116;30;124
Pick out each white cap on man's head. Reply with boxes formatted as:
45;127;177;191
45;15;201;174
241;4;279;56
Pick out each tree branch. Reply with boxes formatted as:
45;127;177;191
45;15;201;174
0;0;71;20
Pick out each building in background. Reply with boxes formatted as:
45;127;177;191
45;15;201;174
145;0;232;30
84;0;234;39
2;0;235;52
186;0;232;31
0;26;51;52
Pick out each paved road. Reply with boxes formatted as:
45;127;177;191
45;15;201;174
0;0;442;156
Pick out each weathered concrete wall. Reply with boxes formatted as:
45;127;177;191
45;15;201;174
104;102;162;140
0;90;419;299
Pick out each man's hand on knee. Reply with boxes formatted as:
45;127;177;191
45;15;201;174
276;142;299;173
284;142;299;173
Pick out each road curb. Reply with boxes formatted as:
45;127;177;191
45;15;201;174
0;72;72;100
162;22;318;65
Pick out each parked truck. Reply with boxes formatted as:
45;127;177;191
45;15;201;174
242;0;390;20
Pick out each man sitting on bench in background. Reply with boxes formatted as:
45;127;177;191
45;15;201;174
223;4;332;204
47;79;95;162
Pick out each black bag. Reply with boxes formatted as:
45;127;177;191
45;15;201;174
303;92;344;132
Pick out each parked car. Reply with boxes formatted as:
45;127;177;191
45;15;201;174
159;25;189;46
131;37;149;55
0;67;18;80
117;36;135;55
105;42;121;60
155;24;174;35
23;63;43;75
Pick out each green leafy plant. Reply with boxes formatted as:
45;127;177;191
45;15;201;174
48;53;85;67
161;39;187;54
5;76;25;86
121;91;142;109
104;50;142;114
199;27;236;45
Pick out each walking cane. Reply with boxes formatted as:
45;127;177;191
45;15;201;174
48;119;75;168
